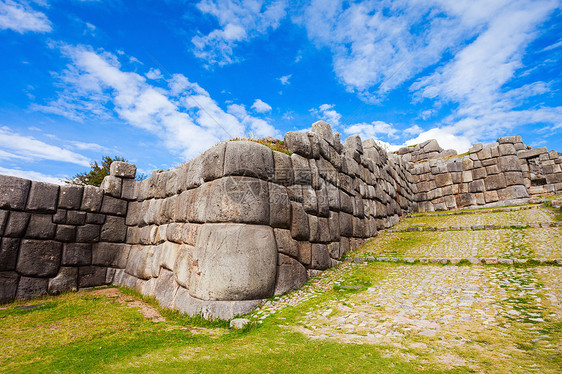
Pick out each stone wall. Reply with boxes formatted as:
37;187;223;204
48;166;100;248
1;122;559;319
407;136;561;212
112;121;416;319
0;162;135;304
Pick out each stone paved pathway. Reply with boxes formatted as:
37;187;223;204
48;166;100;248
248;205;562;373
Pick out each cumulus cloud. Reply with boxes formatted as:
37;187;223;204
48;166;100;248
34;44;280;159
251;99;272;113
310;104;342;127
0;166;65;185
405;128;472;153
344;120;398;140
192;0;287;66
0;126;91;166
0;0;52;33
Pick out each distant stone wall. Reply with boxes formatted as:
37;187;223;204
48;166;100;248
407;136;561;212
0;162;135;304
1;122;559;319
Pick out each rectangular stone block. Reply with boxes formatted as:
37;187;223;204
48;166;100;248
58;185;83;209
67;210;87;225
16;276;48;300
17;239;62;277
100;196;127;216
63;243;92;266
274;228;299;258
25;214;56;239
0;175;30;210
76;224;100;243
100;216;127;242
81;186;103;212
78;266;107;288
55;225;76;242
4;211;30;237
110;161;137;178
26;181;59;213
92;242;131;268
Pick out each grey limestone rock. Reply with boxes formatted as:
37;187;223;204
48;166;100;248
25;214;56;239
224;141;273;181
205;177;270;224
58;185;83;209
274;254;307;295
16;276;48;300
17;239;62;277
189;223;277;301
0;175;30;210
100;176;122;197
48;267;78;294
62;243;92;266
81;186;104;212
0;238;19;271
0;272;19;303
26;181;59;213
100;216;127;242
78;266;107;288
284;131;312;158
110;161;137;178
92;242;130;268
4;211;30;237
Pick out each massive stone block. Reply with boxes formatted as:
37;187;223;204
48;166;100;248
0;175;30;210
48;267;78;295
224;141;273;181
205;177;270;224
4;211;30;237
58;185;83;210
25;214;56;239
284;131;312;158
189;223;277;301
16;239;62;277
81;186;104;212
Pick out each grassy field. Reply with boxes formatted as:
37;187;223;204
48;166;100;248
2;262;561;373
1;266;468;374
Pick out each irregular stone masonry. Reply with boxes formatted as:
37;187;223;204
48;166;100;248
388;221;562;232
343;257;562;265
405;204;542;218
0;121;560;319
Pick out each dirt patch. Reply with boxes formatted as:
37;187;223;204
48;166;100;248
89;288;165;323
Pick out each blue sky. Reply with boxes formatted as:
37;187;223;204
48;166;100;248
0;0;561;183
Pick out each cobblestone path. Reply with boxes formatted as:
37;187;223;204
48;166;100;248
248;205;562;373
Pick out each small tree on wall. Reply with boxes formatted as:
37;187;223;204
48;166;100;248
66;156;126;186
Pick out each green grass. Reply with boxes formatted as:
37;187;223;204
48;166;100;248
0;269;463;374
230;137;291;155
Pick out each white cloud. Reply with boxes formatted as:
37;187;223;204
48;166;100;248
404;124;423;136
0;126;91;166
278;74;291;85
405;128;472;153
410;0;561;142
310;104;342;127
146;68;163;80
251;99;272;113
0;166;65;185
35;44;280;159
344;120;398;140
68;140;109;152
192;0;287;66
227;103;280;138
0;0;52;33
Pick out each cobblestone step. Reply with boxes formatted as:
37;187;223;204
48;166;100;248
406;204;542;218
344;256;562;266
387;221;562;233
